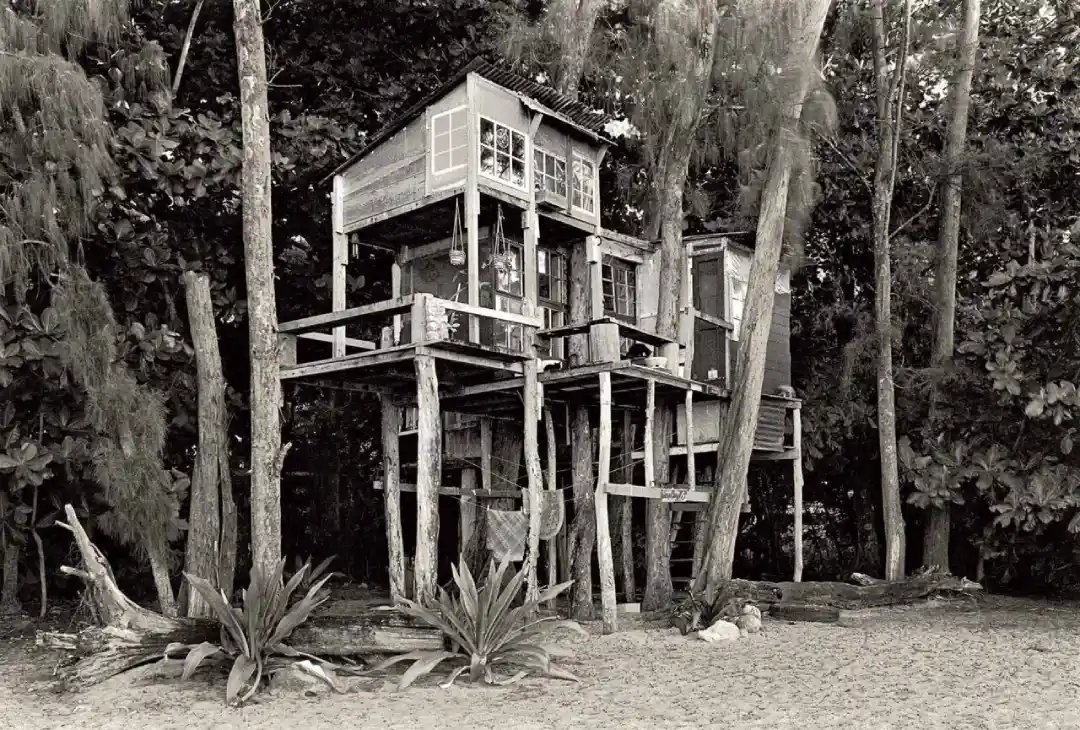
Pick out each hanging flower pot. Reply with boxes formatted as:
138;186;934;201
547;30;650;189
448;197;466;267
449;248;466;266
490;252;511;275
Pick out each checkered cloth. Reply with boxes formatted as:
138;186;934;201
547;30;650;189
486;509;526;562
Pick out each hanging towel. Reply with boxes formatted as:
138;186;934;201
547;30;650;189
487;509;527;562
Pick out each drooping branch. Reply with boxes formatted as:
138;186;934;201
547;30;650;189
171;0;205;98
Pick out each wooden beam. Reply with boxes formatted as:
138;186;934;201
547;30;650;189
297;332;375;350
278;333;297;367
606;482;712;503
373;482;521;500
332;175;348;357
793;406;804;583
279;343;416;380
413;354;441;606
440;299;543;328
595;371;618;634
586;235;604;320
480;417;493;492
523;359;543;605
278;296;415;335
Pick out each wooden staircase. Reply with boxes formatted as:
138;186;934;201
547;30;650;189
668;505;702;589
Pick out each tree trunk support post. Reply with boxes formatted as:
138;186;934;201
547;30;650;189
595;371;618;633
644;380;656;488
459;467;478;561
619;410;636;602
523;356;544;605
793;406;804;582
413;351;441;606
380;328;406;602
544;408;559;608
331;175;348;358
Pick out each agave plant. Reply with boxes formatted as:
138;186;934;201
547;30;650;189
165;559;342;706
370;556;586;689
287;554;340;596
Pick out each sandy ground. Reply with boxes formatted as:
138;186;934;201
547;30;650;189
3;595;1080;730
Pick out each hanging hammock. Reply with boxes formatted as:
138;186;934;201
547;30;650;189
448;197;466;267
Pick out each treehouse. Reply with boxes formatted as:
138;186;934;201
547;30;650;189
278;57;805;631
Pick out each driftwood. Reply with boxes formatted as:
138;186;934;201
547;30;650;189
37;505;441;691
713;571;982;613
769;603;841;624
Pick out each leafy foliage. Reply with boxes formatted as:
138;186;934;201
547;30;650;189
370;557;585;689
168;559;340;706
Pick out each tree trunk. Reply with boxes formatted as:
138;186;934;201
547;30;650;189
870;0;912;582
182;270;233;618
852;482;882;575
697;0;831;597
233;0;284;579
569;408;596;619
547;0;601;100
925;0;980;572
145;541;177;617
0;540;22;615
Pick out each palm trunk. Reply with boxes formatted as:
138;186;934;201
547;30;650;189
870;0;912;581
146;540;177;617
233;0;285;578
696;0;832;596
925;0;980;572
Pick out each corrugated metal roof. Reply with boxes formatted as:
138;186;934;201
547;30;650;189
317;57;615;185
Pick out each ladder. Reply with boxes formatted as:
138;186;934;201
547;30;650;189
668;505;702;589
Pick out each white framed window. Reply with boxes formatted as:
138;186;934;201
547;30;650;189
479;117;527;189
601;255;637;322
571;152;596;214
431;106;468;175
533;148;567;198
492;241;525;351
728;275;747;341
537;248;569;359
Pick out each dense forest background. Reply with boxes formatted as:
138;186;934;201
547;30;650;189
1;0;1078;615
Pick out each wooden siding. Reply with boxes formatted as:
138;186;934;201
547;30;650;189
340;114;427;232
426;84;470;194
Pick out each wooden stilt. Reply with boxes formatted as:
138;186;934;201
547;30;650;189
413;353;441;606
460;467;478;561
480;417;493;491
523;358;544;605
331;177;348;358
644;380;655;489
595;371;618;633
685;391;696;490
793;406;805;582
619;411;636;602
544;408;559;607
380;328;405;603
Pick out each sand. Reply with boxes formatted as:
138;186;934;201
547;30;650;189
3;595;1080;730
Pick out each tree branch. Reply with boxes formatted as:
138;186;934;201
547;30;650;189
890;183;937;240
171;0;204;99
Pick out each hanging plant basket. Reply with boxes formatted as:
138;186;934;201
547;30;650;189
490;252;512;275
448;197;466;267
449;248;466;266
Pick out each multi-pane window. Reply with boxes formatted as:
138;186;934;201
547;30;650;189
537;249;569;358
479;117;527;189
431;107;468;175
533;148;567;198
571;152;596;214
492;241;524;351
601;255;637;322
728;275;747;341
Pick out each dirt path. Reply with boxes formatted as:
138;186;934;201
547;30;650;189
3;596;1080;730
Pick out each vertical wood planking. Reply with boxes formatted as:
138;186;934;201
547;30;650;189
332;176;348;358
595;372;618;633
793;406;804;582
413;353;441;606
380;330;406;601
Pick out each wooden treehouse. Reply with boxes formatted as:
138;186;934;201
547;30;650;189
278;58;805;630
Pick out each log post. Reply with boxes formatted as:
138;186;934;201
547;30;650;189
460;467;478;561
544;408;559;607
523;357;544;605
644;380;656;488
793;406;805;582
413;353;441;606
589;321;621;363
595;372;618;633
380;328;406;603
619;410;636;602
331;176;348;358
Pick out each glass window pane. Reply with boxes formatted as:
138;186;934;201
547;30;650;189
496;152;510;180
434;113;449;135
511;157;525;187
451;108;467;130
450;146;467;168
538;251;548;275
481;118;494;146
433;150;450;172
512;131;524;159
496;126;510;152
433;133;449;156
480;146;494;174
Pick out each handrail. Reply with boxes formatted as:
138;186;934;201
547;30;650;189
440;298;543;328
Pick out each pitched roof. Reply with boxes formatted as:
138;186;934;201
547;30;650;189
317;57;614;185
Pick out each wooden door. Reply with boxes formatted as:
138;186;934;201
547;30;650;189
691;252;727;384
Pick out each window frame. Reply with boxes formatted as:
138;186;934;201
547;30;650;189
533;147;568;200
571;151;597;215
478;115;528;190
726;252;748;342
601;254;638;323
537;247;569;359
430;106;469;176
491;239;526;351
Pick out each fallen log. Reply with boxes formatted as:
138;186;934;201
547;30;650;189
712;571;981;612
769;603;841;624
37;505;441;692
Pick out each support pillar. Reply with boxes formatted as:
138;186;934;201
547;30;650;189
793;406;805;582
523;358;544;605
544;408;559;607
380;332;405;602
413;354;440;606
595;371;618;633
